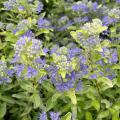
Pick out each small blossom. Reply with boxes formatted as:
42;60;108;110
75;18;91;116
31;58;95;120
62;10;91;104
76;80;82;92
89;74;97;79
102;16;117;26
38;17;51;28
26;66;38;78
18;6;25;11
36;1;43;13
71;3;88;13
49;112;60;120
14;64;24;77
116;0;120;3
38;111;47;120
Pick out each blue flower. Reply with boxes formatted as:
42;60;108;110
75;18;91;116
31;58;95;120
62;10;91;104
39;111;47;120
18;6;25;11
102;16;117;26
6;69;14;77
3;0;16;10
22;30;35;38
116;0;120;3
49;112;60;120
38;75;47;84
0;77;11;84
89;74;97;79
26;66;38;78
38;17;51;28
71;3;88;13
108;49;118;64
68;48;82;58
92;2;98;11
76;80;82;92
14;64;24;77
36;2;43;14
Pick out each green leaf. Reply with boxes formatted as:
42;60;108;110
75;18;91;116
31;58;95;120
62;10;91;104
92;99;100;111
61;112;71;120
0;103;6;118
21;106;32;117
97;110;109;119
30;93;43;109
98;77;113;88
85;112;93;120
109;108;119;120
42;81;55;92
46;92;62;111
0;96;16;104
67;89;77;105
36;29;50;36
101;99;111;108
19;81;34;92
12;92;28;99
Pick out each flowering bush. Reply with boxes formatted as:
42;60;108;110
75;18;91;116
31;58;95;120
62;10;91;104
0;0;120;120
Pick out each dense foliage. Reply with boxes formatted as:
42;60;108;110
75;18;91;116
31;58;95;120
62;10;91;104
0;0;120;120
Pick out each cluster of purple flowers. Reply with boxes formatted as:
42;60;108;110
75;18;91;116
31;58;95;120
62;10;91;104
0;61;14;84
38;17;51;29
3;0;16;10
39;111;60;120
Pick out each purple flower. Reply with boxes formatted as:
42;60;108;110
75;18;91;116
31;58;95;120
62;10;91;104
22;30;35;38
80;64;88;71
3;0;16;10
3;2;13;10
0;77;11;84
74;16;89;23
102;16;117;26
92;2;98;11
107;75;114;80
57;21;73;31
38;17;51;28
68;48;81;58
89;74;97;79
36;2;43;13
49;112;60;120
18;6;25;11
116;0;120;3
14;64;24;77
11;54;20;63
12;28;19;34
108;49;118;64
39;111;47;120
76;80;82;92
55;80;74;92
46;65;58;79
38;75;47;84
35;58;46;65
71;3;88;13
6;69;14;77
26;66;38;78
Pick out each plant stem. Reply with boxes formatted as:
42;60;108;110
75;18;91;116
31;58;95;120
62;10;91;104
72;104;77;120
